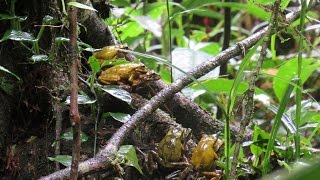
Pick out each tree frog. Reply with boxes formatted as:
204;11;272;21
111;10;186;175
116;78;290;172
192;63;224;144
93;44;131;65
191;134;223;170
98;63;160;86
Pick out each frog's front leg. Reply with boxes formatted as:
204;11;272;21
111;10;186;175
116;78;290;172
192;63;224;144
150;150;190;169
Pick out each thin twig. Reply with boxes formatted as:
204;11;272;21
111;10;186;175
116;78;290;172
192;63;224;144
68;1;81;179
229;1;281;179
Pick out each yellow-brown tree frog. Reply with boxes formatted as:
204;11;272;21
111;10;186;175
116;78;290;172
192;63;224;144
94;44;128;59
148;126;191;170
98;63;160;87
93;44;130;64
190;134;223;179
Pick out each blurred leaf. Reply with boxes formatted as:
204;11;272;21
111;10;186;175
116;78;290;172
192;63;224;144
101;85;132;104
0;66;20;80
117;145;143;175
101;59;130;68
61;129;89;142
103;112;131;123
274;58;320;101
268;105;296;134
0;29;35;42
191;78;266;95
200;43;221;55
0;14;27;21
48;155;72;167
111;0;131;6
88;56;101;74
43;15;59;25
55;37;69;43
172;48;220;81
30;55;48;63
280;0;291;11
262;159;320;180
67;2;97;11
118;22;144;40
65;94;96;105
250;125;269;159
133;16;161;38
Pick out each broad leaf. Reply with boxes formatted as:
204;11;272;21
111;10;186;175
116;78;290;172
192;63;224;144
101;85;132;104
48;155;72;167
117;145;143;175
191;78;266;95
273;58;320;101
64;94;96;105
106;112;131;123
61;129;89;142
1;29;35;42
133;16;162;38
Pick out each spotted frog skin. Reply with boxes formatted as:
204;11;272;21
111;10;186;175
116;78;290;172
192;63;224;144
98;63;160;86
191;134;223;170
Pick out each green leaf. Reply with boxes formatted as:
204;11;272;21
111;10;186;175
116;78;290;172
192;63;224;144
0;14;27;21
273;58;320;101
48;155;72;167
109;112;131;123
200;43;221;55
88;56;101;74
67;2;97;11
132;16;161;38
101;59;130;68
0;29;35;42
268;105;296;134
61;129;89;143
280;0;291;11
30;55;48;63
43;15;59;25
228;38;264;115
117;145;143;175
0;66;20;80
101;85;132;104
111;0;131;6
55;37;69;43
263;79;297;173
64;94;96;105
191;78;266;95
117;22;144;40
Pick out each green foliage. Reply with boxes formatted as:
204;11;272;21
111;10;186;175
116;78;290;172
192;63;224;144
60;129;89;143
0;29;35;42
116;145;143;175
263;79;297;174
273;58;320;101
101;85;132;105
48;155;72;167
64;94;96;105
103;112;131;123
0;66;20;80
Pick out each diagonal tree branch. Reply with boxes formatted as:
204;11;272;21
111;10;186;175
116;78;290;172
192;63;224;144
40;10;301;179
